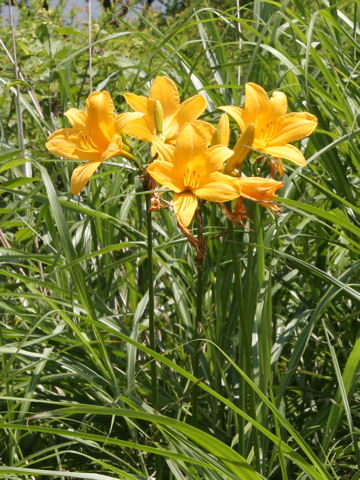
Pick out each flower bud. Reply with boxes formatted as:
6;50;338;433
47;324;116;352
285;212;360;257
224;122;255;173
154;99;164;135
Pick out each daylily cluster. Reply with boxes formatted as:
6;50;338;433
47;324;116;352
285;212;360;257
46;76;318;228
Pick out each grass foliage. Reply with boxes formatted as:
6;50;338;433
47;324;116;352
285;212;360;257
0;0;359;478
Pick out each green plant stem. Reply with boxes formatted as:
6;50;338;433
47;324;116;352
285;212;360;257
145;192;158;410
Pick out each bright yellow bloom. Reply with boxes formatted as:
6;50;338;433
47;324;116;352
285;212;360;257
220;82;318;166
147;124;283;227
121;76;207;144
46;91;142;195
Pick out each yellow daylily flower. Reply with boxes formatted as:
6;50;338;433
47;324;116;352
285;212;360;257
220;82;318;166
121;76;207;144
147;124;283;227
46;90;142;195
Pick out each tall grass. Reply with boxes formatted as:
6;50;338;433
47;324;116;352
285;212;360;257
0;0;359;479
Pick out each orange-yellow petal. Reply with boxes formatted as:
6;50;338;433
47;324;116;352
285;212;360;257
243;83;270;119
218;105;245;132
101;134;123;161
149;76;180;118
217;113;230;146
86;91;115;145
173;123;207;169
207;144;234;171
64;108;87;128
167;94;207;141
123;93;156;137
121;116;153;142
263;144;306;165
269;91;287;118
124;93;149;113
147;160;184;193
46;128;101;161
71;160;103;195
195;171;242;202
268;112;318;146
114;112;145;132
173;192;198;228
238;177;283;202
191;120;216;145
152;136;176;163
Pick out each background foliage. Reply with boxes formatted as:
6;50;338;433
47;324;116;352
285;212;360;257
0;0;359;479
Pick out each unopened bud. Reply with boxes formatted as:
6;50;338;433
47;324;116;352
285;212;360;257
224;122;255;173
154;100;164;135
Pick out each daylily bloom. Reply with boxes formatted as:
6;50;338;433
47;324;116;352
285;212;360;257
220;82;318;167
46;91;142;194
121;76;207;144
147;124;283;227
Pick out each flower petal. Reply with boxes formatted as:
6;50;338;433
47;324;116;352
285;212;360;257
191;120;216;145
208;145;234;171
263;144;306;165
71;160;103;195
244;83;270;119
124;93;149;113
173;192;198;227
269;112;318;145
217;113;230;146
238;177;283;202
121;116;153;142
167;94;207;141
101;134;123;161
64;108;87;128
173;123;207;169
195;171;242;201
269;91;288;118
152;136;176;163
147;159;184;193
46;128;101;161
114;112;145;132
218;105;245;132
149;76;180;118
86;91;115;145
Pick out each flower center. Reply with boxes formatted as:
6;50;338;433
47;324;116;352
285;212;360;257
79;130;107;152
183;167;201;190
259;119;276;145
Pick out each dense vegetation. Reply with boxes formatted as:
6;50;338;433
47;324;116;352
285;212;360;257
0;1;359;479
